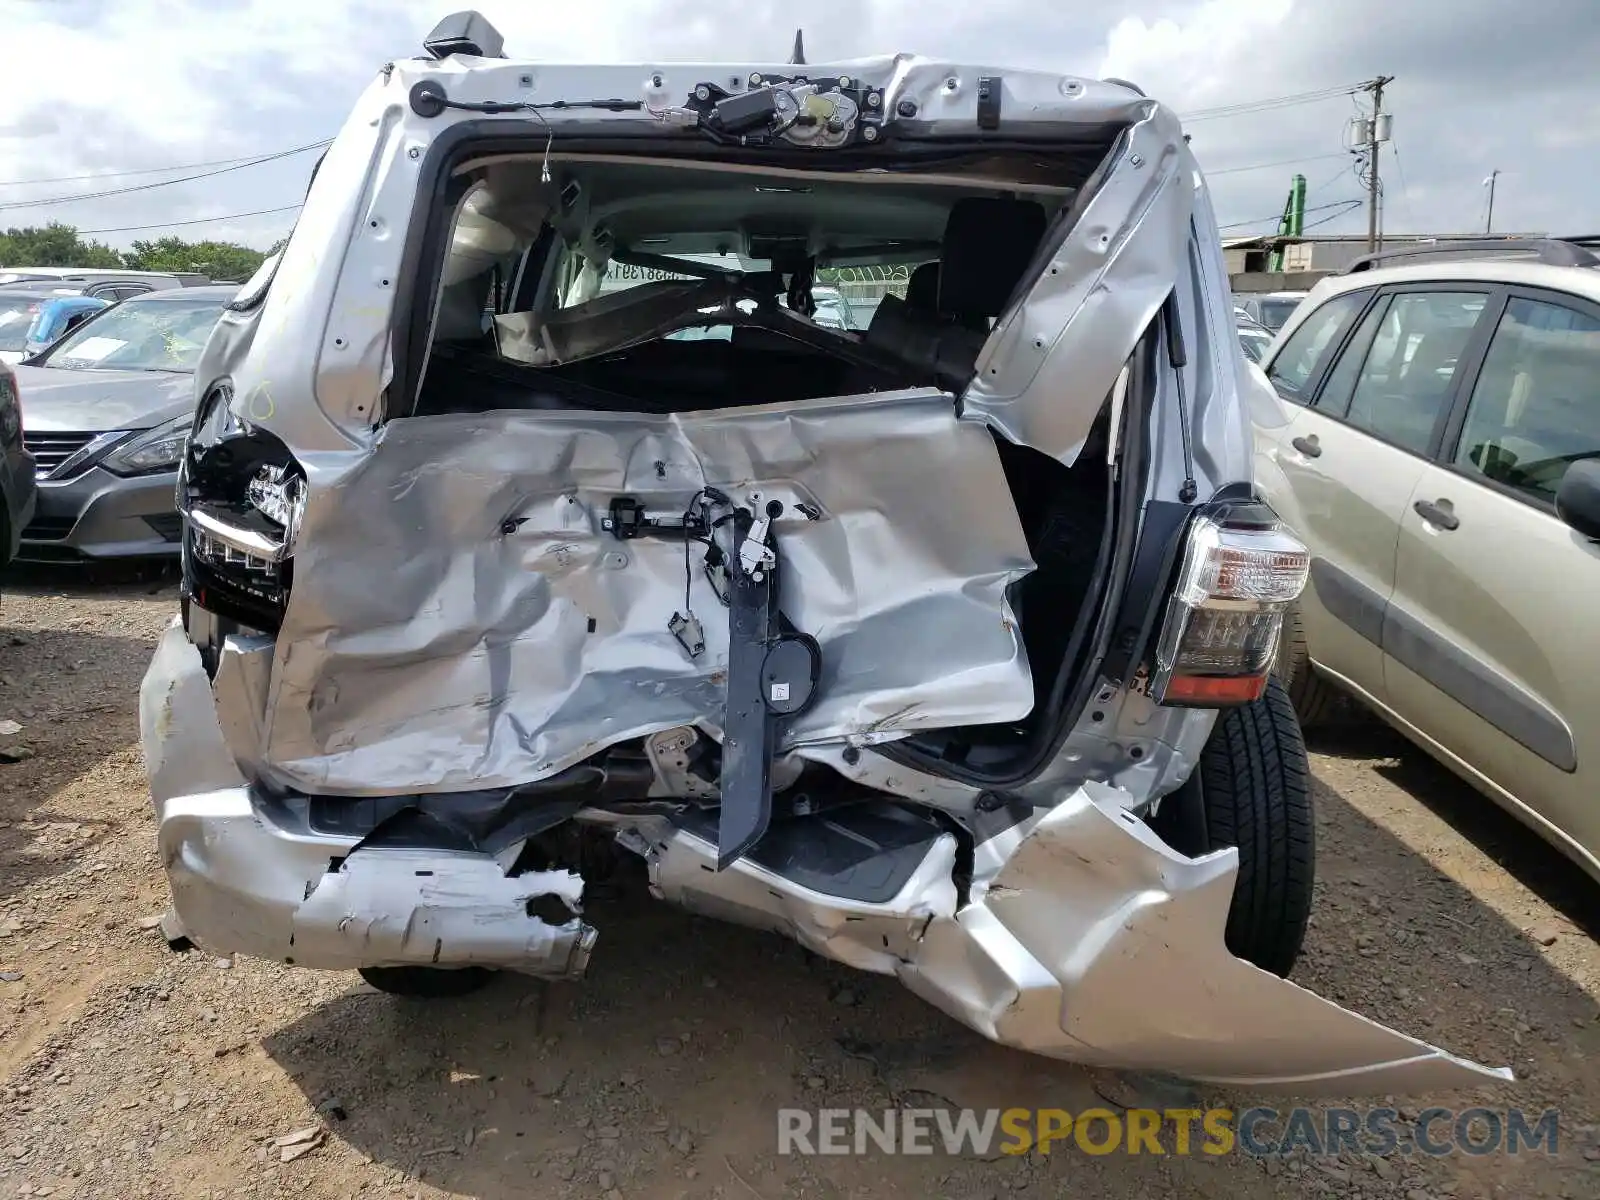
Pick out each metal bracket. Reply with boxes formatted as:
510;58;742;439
715;501;821;868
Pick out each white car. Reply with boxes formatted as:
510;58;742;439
1238;290;1308;333
1236;319;1274;364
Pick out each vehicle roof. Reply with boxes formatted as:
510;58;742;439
1304;258;1600;306
0;287;90;302
125;284;238;301
1251;291;1309;301
0;266;191;280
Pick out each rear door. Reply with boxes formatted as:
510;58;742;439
1385;288;1600;863
1260;286;1472;704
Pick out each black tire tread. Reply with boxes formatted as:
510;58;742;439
1200;676;1315;977
1277;605;1340;728
357;965;494;998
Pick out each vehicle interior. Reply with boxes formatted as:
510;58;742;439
1457;302;1600;499
408;152;1118;754
1339;292;1486;452
412;154;1077;414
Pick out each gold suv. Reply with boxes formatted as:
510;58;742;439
1255;237;1600;883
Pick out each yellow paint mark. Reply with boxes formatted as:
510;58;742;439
803;93;837;119
247;382;276;421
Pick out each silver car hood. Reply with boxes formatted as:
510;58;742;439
10;363;194;433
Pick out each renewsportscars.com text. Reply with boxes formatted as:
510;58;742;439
777;1107;1563;1158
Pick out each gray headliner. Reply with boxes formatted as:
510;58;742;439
465;154;1074;266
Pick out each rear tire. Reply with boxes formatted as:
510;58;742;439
357;966;494;998
1200;677;1315;977
1274;605;1340;729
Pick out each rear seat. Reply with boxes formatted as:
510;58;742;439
863;197;1048;389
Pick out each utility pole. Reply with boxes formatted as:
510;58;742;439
1484;169;1500;234
1364;75;1394;252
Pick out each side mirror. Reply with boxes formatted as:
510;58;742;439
1555;459;1600;541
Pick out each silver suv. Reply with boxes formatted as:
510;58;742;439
139;11;1504;1091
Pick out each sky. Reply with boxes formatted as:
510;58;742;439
0;0;1594;252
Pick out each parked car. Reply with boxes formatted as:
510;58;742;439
1237;290;1308;333
137;14;1505;1092
0;268;212;298
17;295;111;362
0;289;70;365
14;285;233;561
0;359;36;571
810;285;858;330
1254;238;1600;885
1236;317;1274;364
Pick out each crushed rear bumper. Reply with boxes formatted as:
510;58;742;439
141;617;1511;1092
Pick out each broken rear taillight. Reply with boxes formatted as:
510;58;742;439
1151;513;1309;708
178;382;302;632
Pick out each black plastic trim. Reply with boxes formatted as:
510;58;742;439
880;322;1155;789
1307;557;1385;649
1382;603;1577;773
673;801;946;904
1100;498;1190;685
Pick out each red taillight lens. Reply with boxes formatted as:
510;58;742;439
1152;516;1309;708
1160;672;1269;706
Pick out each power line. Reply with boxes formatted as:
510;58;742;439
1205;151;1350;177
1305;161;1359;201
1300;202;1367;233
0;143;331;189
76;205;303;236
1217;198;1364;232
1181;84;1362;123
1389;138;1416;231
0;80;1367;216
0;140;330;213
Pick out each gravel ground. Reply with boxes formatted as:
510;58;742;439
1;567;1597;1200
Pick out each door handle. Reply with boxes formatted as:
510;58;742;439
1291;435;1322;458
1413;498;1460;531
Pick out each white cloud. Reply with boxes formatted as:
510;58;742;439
0;0;1592;252
1100;0;1296;100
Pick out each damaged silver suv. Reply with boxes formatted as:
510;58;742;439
140;12;1507;1091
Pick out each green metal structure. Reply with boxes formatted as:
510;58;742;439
1267;174;1307;271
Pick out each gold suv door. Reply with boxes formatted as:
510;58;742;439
1259;287;1493;703
1384;290;1600;878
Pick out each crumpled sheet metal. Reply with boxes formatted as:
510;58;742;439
139;614;248;802
292;849;595;974
899;782;1513;1093
257;388;1035;796
144;621;596;976
142;625;1512;1087
961;104;1227;473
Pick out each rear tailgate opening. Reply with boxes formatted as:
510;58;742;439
406;152;1123;769
182;135;1155;860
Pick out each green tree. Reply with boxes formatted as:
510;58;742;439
121;237;266;282
0;223;124;269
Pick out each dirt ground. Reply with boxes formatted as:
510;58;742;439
1;567;1598;1200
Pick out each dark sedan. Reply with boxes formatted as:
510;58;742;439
15;286;232;561
0;360;36;570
